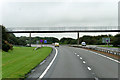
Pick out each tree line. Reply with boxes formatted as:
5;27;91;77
1;25;120;52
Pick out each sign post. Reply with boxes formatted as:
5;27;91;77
40;40;43;47
36;41;39;47
102;38;110;46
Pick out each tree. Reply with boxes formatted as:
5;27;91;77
112;34;120;47
8;33;18;45
1;25;13;52
2;25;8;40
60;38;76;44
17;36;27;46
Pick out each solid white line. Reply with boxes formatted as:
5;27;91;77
38;47;58;80
77;55;79;56
89;51;120;63
87;67;92;71
80;57;82;59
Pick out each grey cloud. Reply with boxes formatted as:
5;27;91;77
2;1;118;27
1;0;118;39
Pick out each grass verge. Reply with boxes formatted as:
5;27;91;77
98;45;120;48
2;47;52;78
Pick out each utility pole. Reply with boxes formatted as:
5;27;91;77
29;33;31;47
77;32;79;45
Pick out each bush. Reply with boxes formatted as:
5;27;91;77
2;41;10;52
112;34;120;47
2;40;13;52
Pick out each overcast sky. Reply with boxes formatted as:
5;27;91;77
0;0;119;39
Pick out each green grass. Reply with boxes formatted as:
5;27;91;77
2;47;52;78
98;45;120;48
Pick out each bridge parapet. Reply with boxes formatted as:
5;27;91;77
7;26;119;32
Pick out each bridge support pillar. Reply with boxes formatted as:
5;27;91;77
77;32;79;45
29;33;31;47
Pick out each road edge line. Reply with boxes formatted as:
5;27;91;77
89;50;120;63
38;47;58;79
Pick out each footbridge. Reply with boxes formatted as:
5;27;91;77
6;26;120;46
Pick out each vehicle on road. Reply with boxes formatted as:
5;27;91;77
55;42;59;47
81;42;86;46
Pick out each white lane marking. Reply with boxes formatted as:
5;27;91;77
87;67;92;71
75;53;76;55
89;51;120;63
77;55;79;56
40;60;46;65
83;61;86;64
95;77;99;80
38;47;58;79
80;57;83;60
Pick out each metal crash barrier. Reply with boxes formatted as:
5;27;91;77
71;45;120;56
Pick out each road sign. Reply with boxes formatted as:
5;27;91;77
40;40;43;43
36;41;39;44
44;40;47;43
102;38;110;43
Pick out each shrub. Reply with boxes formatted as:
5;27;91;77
112;34;120;47
2;40;13;52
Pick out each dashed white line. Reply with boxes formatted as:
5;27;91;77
80;57;83;59
87;67;92;71
38;47;58;80
74;52;98;80
95;77;99;80
83;61;86;64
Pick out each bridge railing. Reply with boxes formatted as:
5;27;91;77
7;26;118;31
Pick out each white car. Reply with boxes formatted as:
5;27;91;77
55;43;59;47
81;42;86;46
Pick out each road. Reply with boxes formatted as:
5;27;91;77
42;46;118;79
28;45;119;80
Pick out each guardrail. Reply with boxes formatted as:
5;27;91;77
71;45;120;56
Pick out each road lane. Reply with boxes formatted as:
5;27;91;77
42;46;118;79
66;46;118;78
43;46;94;78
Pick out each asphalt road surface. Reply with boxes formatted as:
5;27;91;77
43;46;118;79
29;45;119;80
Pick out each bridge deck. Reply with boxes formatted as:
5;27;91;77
6;26;119;33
